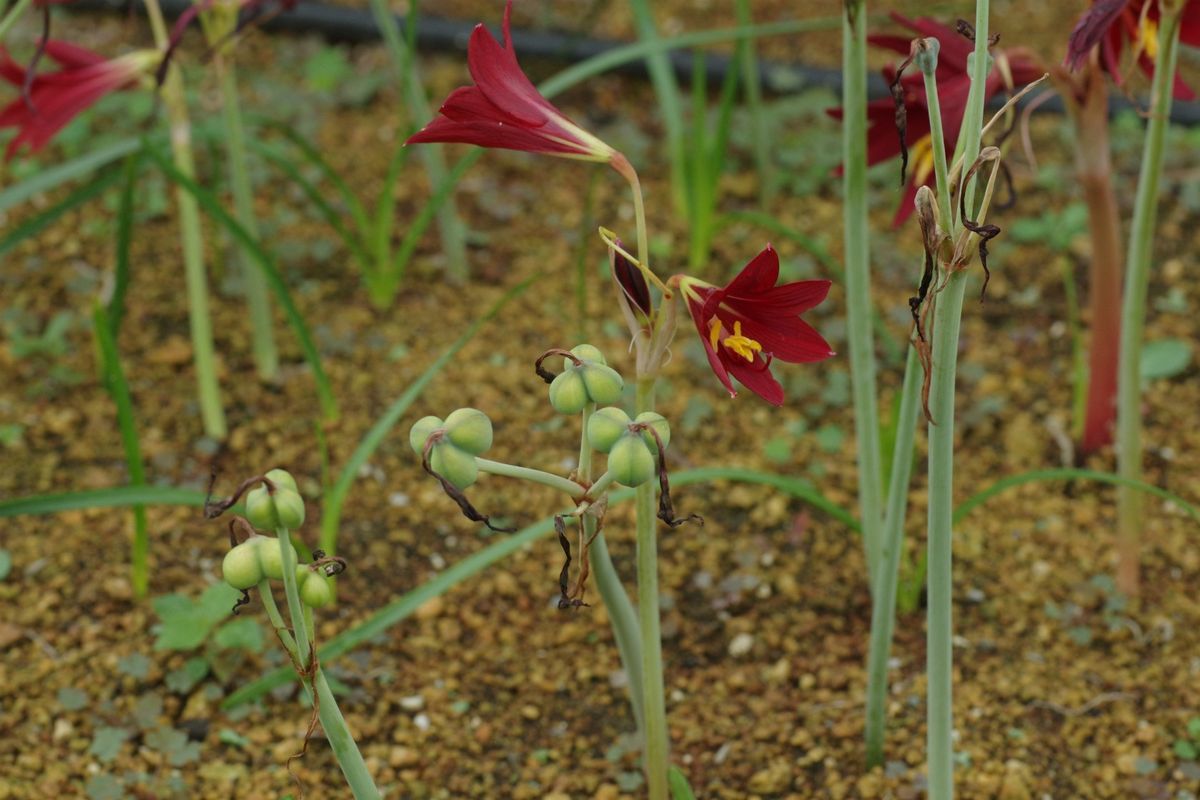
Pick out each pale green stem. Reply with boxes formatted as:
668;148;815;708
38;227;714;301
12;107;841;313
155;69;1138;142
630;170;651;279
841;0;884;589
578;403;645;738
256;579;299;662
216;54;278;381
925;3;992;797
634;376;668;799
864;344;922;766
587;469;618;499
275;528;379;799
143;0;226;440
474;457;585;498
1116;8;1182;597
0;0;32;41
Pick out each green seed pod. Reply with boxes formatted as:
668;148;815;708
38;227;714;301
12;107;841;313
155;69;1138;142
245;485;279;530
245;485;306;530
265;468;298;494
300;571;335;608
444;408;493;455
587;406;632;454
565;343;607;369
634;412;671;455
222;537;265;590
549;370;589;415
274;488;306;529
430;443;479;490
607;435;656;487
409;415;444;455
258;538;296;581
580;364;624;405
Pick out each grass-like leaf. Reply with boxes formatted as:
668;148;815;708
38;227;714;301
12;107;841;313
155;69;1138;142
0;167;123;258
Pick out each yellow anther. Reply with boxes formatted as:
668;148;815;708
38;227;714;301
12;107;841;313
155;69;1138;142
710;318;762;362
1140;16;1158;60
909;134;935;186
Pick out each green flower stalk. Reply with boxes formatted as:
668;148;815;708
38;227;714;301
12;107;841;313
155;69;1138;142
1114;2;1185;597
924;4;993;796
840;0;886;591
142;0;226;439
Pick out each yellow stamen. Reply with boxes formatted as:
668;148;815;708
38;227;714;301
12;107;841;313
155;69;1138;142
1140;15;1158;60
709;319;762;362
909;134;935;187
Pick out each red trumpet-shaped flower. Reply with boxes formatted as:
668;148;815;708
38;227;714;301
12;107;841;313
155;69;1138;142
0;41;155;160
406;1;618;165
673;246;834;407
1067;0;1200;100
830;14;1042;226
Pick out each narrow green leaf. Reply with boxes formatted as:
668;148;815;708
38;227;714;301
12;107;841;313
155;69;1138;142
953;468;1199;525
109;152;143;336
0;137;142;213
0;486;208;517
0;167;122;257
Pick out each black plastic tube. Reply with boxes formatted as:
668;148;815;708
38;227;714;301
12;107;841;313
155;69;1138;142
66;0;1200;124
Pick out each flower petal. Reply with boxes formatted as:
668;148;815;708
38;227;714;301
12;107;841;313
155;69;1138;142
684;293;737;398
722;245;780;298
725;354;784;406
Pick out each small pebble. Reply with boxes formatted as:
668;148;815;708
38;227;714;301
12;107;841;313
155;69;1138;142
728;632;754;658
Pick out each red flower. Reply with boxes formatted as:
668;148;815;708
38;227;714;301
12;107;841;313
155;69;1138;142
406;1;617;163
830;14;1043;227
674;246;834;406
0;42;153;160
1067;0;1200;100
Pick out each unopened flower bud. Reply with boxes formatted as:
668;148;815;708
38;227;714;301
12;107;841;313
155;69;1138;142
634;412;671;455
607;435;656;487
443;408;493;455
430;442;479;490
222;537;265;590
587;406;633;454
258;537;296;581
409;415;445;454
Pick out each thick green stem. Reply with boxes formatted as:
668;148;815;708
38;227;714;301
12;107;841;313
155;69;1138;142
864;344;922;766
578;403;645;738
143;0;225;439
216;55;278;381
841;0;884;589
474;457;585;498
275;529;379;799
634;377;668;799
925;3;991;797
1115;8;1182;597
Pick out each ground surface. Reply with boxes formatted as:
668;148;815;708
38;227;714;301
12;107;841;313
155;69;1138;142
2;2;1200;799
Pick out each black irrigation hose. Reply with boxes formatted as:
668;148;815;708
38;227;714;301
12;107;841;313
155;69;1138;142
68;0;1200;125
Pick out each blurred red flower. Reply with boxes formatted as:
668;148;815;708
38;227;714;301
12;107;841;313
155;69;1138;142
0;41;152;160
830;13;1043;226
406;1;617;163
1067;0;1200;100
675;246;834;406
